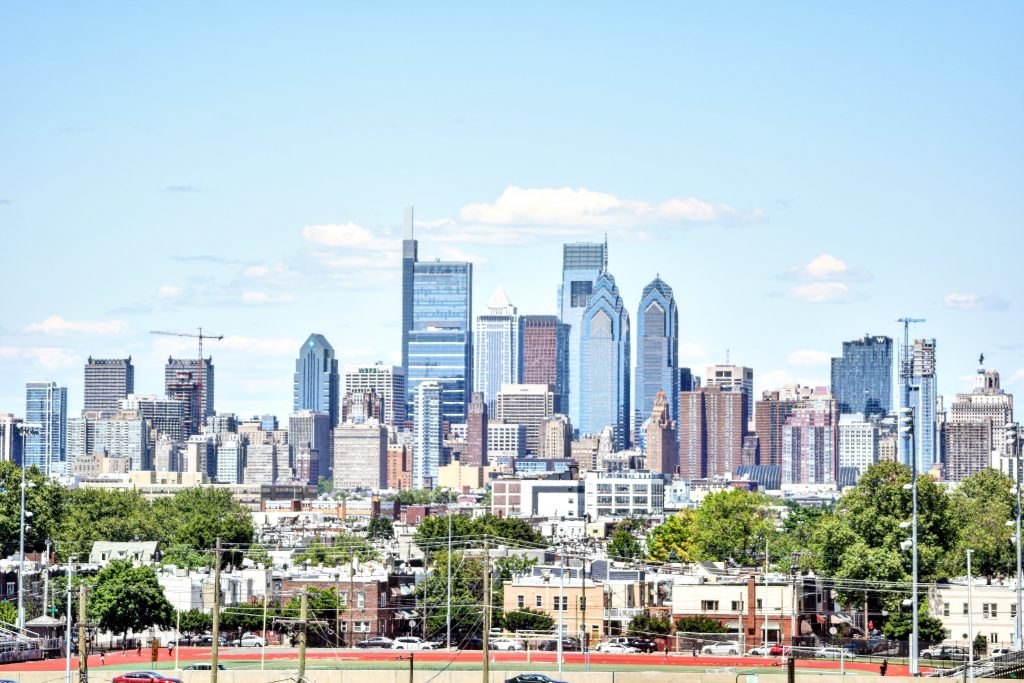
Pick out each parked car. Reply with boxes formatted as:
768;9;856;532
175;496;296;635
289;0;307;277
506;676;568;683
702;641;740;655
626;638;657;653
992;647;1015;657
816;647;854;659
356;636;394;649
747;645;771;656
490;637;523;651
112;673;184;683
239;635;266;647
393;636;433;650
539;638;580;651
595;642;637;653
182;664;225;671
199;635;228;646
768;644;788;656
463;637;484;650
921;645;969;661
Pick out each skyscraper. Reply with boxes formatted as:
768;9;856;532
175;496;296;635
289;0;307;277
899;338;938;471
781;387;840;485
944;361;1014;480
755;385;814;466
25;381;68;475
704;365;754;418
496;384;556;455
473;288;521;412
67;412;149;471
343;363;406;426
521;315;569;414
578;271;631;450
293;333;340;426
413;381;443;489
465;392;488;467
84;357;135;418
0;414;23;464
164;357;214;436
122;394;188;446
559;240;608;427
289;410;332;480
830;335;893;417
634;276;679;435
332;421;387;490
678;386;748;479
838;414;879;480
401;205;473;425
645;390;677;475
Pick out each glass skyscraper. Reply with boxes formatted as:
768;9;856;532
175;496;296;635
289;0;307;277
578;271;631;451
634;276;678;438
25;381;67;475
293;333;340;426
830;335;893;418
473;287;521;413
413;381;443;489
559;240;608;429
899;338;938;471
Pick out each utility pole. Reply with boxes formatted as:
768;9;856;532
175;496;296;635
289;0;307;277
557;553;565;674
174;608;181;671
482;536;490;683
77;586;87;683
298;590;309;683
65;555;73;683
763;539;769;646
447;508;452;650
967;549;975;683
335;570;341;649
408;651;415;683
261;568;269;671
210;538;222;683
348;557;355;647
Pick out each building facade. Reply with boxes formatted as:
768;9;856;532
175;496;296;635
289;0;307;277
830;335;893;417
755;385;814;466
705;365;754;420
645;390;677;475
578;271;631;451
900;338;938;471
521;315;570;414
164;357;214;436
837;414;878;480
583;471;665;518
559;241;608;428
781;388;840;485
293;333;340;427
332;421;388;490
465;392;488;467
25;381;68;475
496;383;556;456
634;277;679;436
84;357;135;418
343;364;406;427
0;414;23;464
473;288;521;413
678;386;748;479
413;381;443;489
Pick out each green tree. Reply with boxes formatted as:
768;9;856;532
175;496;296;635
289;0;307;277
176;609;212;639
0;461;66;557
221;604;266;640
55;488;159;560
691;488;777;564
414;513;544;554
367;517;394;541
152;487;254;564
646;510;696;562
88;560;174;641
944;468;1015;578
607;529;643;561
675;615;727;634
0;600;16;625
628;613;671;636
415;550;484;640
161;544;213;569
833;542;907;606
881;602;946;645
245;543;273;568
501;608;554;633
293;532;379;567
492;554;537;615
317;476;333;495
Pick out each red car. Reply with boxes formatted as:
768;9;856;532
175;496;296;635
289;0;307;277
112;673;184;683
768;644;791;657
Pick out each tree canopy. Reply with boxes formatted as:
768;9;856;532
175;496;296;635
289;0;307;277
0;461;65;556
88;560;173;637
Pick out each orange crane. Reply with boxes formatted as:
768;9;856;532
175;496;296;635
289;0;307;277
150;327;224;429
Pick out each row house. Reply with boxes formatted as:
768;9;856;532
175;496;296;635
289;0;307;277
671;574;799;646
929;580;1020;648
279;564;394;642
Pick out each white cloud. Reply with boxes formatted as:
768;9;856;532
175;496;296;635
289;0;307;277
23;315;127;336
786;254;872;281
437;247;488;265
240;292;294;305
242;262;299;281
944;292;1009;311
677;342;709;363
0;346;80;370
786;282;854;303
787;349;831;366
157;285;183;300
757;368;829;395
301;222;399;251
1009;369;1024;385
219;336;301;356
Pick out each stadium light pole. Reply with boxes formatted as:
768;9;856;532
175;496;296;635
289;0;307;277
899;407;919;676
16;422;41;630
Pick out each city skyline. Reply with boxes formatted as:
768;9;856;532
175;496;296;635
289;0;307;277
1;3;1022;421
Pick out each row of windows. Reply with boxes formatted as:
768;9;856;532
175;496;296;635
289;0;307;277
942;602;1016;618
515;595;588;611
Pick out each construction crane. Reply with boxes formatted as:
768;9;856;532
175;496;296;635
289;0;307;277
150;327;224;429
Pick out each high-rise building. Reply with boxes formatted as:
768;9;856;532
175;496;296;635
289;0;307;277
755;385;815;466
944;421;993;482
67;411;149;471
705;365;754;418
216;439;245;484
333;421;388;490
645;390;677;475
678;386;748;479
293;334;340;426
473;288;521;413
164;357;214;436
635;277;679;437
293;445;319;486
465;392;488;467
259;414;278;431
386;442;412;490
837;414;878;480
184;436;215;479
413;381;443;489
521;316;569;414
899;338;938;471
578;271;631;450
342;389;384;424
679;368;700;392
781;387;840;485
243;443;282;484
559;240;608;427
25;381;68;475
496;384;556;455
343;364;406;426
288;411;332;481
154;435;180;472
402;206;473;425
84;357;135;418
122;394;188;446
539;415;572;459
943;361;1014;480
0;414;23;465
830;335;893;417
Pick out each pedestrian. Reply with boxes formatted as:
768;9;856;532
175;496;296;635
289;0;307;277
880;659;888;677
137;641;142;657
168;642;175;656
100;652;105;666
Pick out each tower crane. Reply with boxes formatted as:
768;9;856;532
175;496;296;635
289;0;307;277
150;327;224;428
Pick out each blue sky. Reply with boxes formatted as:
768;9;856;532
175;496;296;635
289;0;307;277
1;2;1021;420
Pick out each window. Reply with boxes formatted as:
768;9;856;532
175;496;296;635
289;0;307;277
756;599;763;610
943;604;949;617
983;603;998;618
1013;605;1018;619
517;595;525;609
552;596;568;611
701;600;719;611
596;484;612;494
536;595;542;608
963;603;969;616
340;593;348;607
5;582;13;595
991;633;999;644
357;593;365;609
579;596;587;611
380;593;387;607
731;601;744;612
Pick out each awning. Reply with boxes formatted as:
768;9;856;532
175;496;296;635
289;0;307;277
396;610;420;620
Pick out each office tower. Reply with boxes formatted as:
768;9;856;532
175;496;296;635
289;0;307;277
465;392;488;467
402;206;473;424
164;357;214;436
258;414;278;431
949;363;1013;448
123;394;188;446
84;357;135;418
25;381;68;475
473;288;522;412
635;277;679;438
679;368;700;392
413;382;443;489
539;415;572;459
645;390;677;475
0;414;23;464
755;385;814;465
578;271;631;450
830;335;893;417
206;413;238;436
154;435;181;472
293;333;340;426
944;422;993;481
899;338;938;471
243;444;281;484
288;410;332;480
520;315;569;414
678;386;748;479
343;364;406;426
293;445;319;485
387;443;412;490
496;384;556;455
342;389;385;424
452;421;527;461
67;412;150;471
838;415;878;480
216;439;245;484
705;365;754;418
332;420;388;490
781;388;840;485
741;435;760;467
559;241;608;427
184;436;216;479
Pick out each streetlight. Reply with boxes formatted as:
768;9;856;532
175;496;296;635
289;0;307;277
15;422;41;630
899;407;919;676
1007;423;1022;651
967;549;975;683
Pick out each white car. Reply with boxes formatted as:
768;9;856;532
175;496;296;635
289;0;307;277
239;635;266;647
702;642;740;655
393;636;431;650
816;647;853;659
747;645;770;656
595;642;638;653
490;638;523;651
